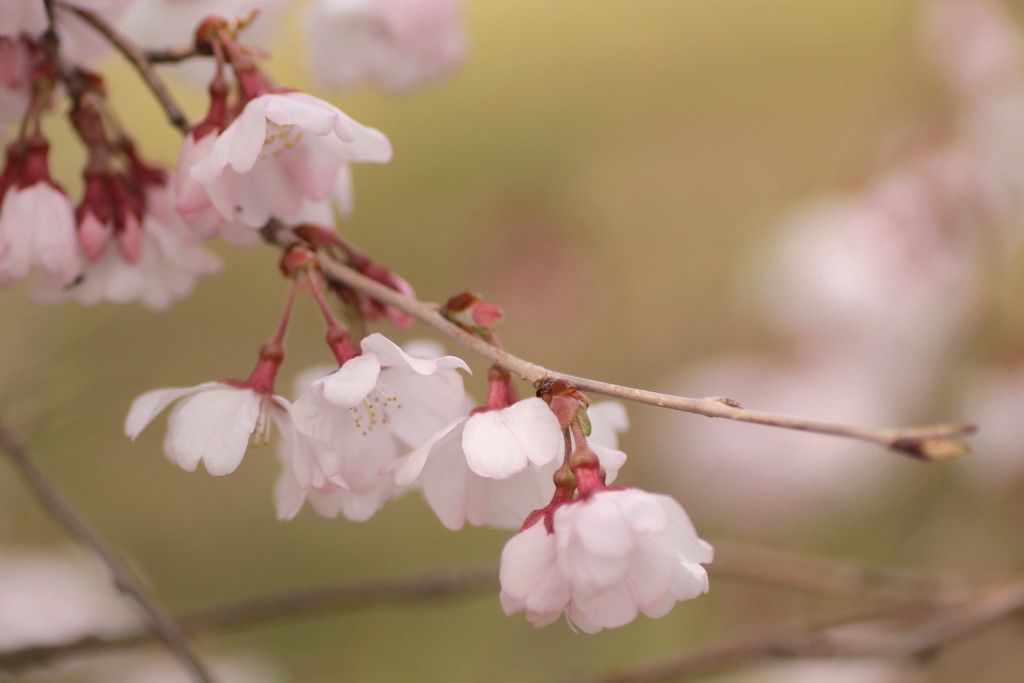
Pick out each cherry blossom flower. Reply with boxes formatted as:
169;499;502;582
32;184;221;309
181;91;392;229
393;400;628;530
499;488;713;633
125;381;302;476
0;140;81;287
307;0;466;92
275;333;469;522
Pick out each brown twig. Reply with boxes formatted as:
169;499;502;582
145;44;209;64
287;234;974;461
0;420;215;683
57;1;190;133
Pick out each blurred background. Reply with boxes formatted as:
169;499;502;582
2;0;1024;681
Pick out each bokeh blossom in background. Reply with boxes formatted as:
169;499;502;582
1;0;1023;682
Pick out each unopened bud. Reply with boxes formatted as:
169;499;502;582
279;247;320;277
443;291;505;330
892;437;971;461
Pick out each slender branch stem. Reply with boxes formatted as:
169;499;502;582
57;1;190;133
0;420;215;683
146;44;208;64
300;241;975;460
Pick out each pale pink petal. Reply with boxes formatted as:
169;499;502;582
162;387;262;475
273;468;308;521
317;353;381;408
123;382;221;439
462;398;563;479
360;332;469;376
391;417;463;487
499;522;568;621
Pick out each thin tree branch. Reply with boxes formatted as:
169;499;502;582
711;541;973;602
0;565;498;674
294;238;974;461
0;536;1014;677
569;580;1024;683
57;1;190;133
145;44;209;64
0;420;215;683
562;606;925;683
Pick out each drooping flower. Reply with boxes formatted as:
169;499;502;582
181;91;391;229
306;0;466;92
0;139;81;287
499;488;713;633
276;333;469;522
125;381;302;476
126;302;308;477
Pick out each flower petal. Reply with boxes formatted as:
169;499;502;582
123;381;220;440
462;398;563;479
162;387;262;475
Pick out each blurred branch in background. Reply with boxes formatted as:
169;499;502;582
0;418;214;682
571;580;1024;683
2;531;1018;679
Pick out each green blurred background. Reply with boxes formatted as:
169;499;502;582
3;1;1024;681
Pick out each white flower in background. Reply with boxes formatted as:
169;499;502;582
117;0;292;52
0;0;134;64
925;0;1024;96
276;333;469;522
959;359;1024;490
125;382;305;476
0;547;139;650
500;489;712;633
762;191;977;359
307;0;466;92
393;401;628;530
734;659;925;683
181;92;392;229
652;354;899;529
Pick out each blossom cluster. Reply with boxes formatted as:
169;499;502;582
1;0;712;635
126;312;713;631
0;0;462;308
